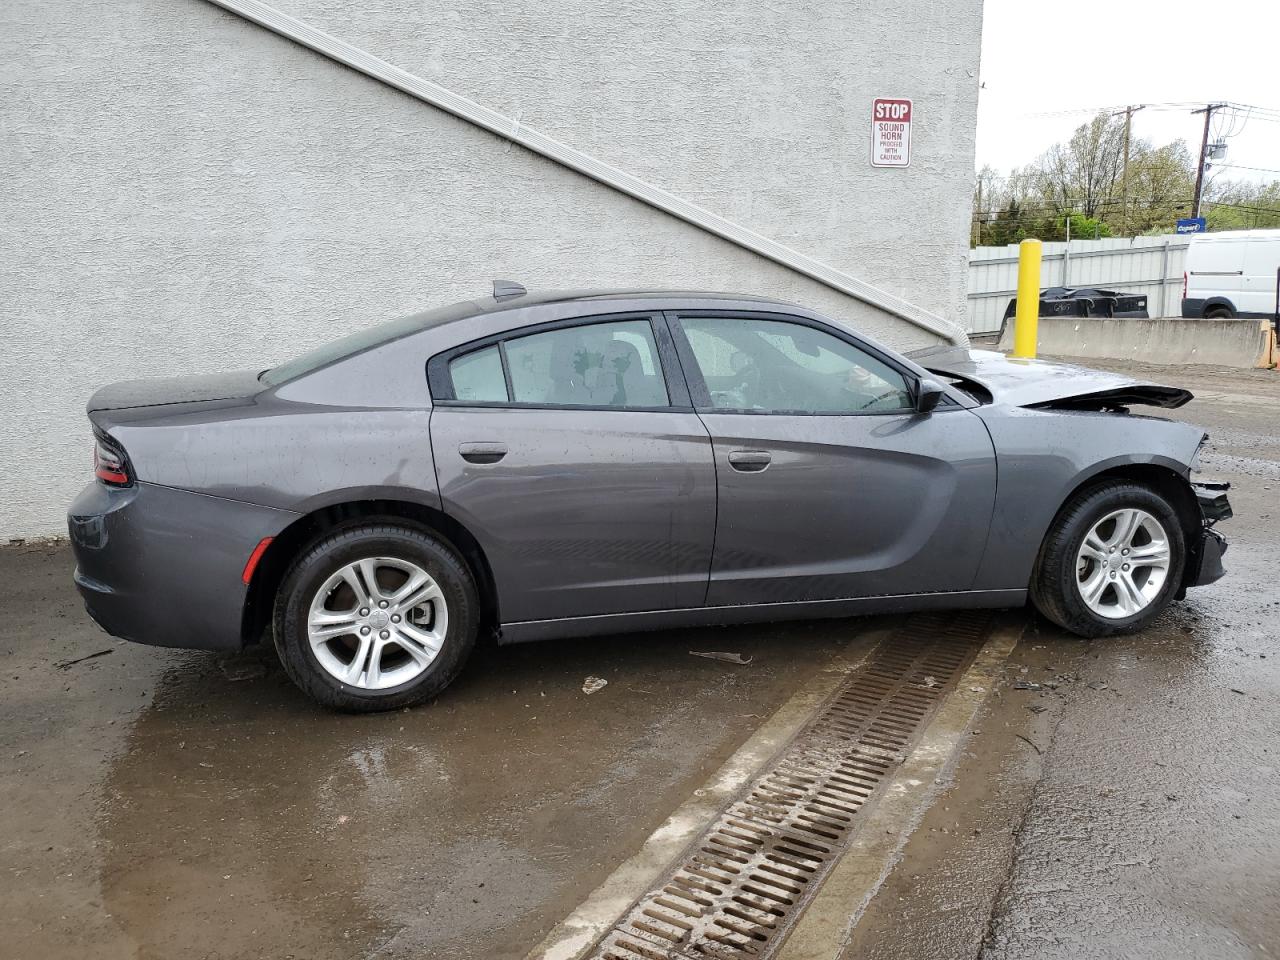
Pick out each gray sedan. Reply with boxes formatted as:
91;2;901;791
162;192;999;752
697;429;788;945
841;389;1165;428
68;285;1230;711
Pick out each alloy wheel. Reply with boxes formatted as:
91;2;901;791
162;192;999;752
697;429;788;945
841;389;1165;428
1075;508;1172;620
306;557;448;689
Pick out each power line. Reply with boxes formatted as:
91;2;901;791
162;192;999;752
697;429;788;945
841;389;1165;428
1213;163;1280;175
1229;101;1280;118
1023;100;1280;119
1202;199;1280;215
972;195;1279;215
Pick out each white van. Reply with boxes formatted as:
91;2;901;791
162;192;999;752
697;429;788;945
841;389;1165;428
1182;229;1280;319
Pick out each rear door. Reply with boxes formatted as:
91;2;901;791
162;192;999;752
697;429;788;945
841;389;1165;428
669;311;997;606
1187;236;1247;310
1241;237;1280;316
428;314;716;624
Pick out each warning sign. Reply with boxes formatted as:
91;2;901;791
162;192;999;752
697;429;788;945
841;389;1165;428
871;98;912;168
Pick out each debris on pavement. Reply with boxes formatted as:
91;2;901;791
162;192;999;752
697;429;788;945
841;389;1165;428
53;648;114;670
689;651;753;665
582;676;608;694
1013;680;1043;691
218;657;268;681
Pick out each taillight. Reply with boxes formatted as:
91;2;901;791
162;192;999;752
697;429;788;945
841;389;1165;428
93;435;132;486
1182;271;1188;301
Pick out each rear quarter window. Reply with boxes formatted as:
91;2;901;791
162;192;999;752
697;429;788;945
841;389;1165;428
449;346;507;402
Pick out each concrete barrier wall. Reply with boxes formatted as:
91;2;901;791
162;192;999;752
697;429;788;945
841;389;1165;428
996;317;1277;368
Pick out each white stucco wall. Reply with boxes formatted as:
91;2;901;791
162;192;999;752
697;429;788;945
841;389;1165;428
0;0;982;539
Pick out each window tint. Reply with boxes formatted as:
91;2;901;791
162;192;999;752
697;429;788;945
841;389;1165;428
681;317;912;414
449;345;507;402
505;320;669;408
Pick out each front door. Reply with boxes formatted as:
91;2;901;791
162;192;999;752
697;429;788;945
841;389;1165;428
670;312;997;606
429;315;717;624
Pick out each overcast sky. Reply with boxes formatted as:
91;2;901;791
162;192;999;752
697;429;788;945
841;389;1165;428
976;0;1280;185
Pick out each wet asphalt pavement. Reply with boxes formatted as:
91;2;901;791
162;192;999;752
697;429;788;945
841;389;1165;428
0;548;875;960
2;359;1278;959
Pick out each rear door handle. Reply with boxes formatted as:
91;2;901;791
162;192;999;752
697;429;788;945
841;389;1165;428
727;450;771;473
459;442;508;464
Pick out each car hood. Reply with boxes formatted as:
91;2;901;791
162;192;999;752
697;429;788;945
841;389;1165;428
908;347;1193;410
87;370;265;412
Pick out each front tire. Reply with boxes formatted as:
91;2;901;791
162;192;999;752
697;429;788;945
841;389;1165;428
273;523;478;712
1031;481;1186;638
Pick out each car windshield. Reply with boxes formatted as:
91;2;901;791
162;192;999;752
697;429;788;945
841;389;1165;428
259;300;481;386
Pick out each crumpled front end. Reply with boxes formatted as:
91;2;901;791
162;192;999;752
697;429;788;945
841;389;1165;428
908;346;1194;410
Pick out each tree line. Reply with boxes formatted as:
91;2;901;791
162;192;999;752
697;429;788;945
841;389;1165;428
973;111;1280;246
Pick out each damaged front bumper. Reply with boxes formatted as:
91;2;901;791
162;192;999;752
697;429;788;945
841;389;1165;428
1189;480;1232;587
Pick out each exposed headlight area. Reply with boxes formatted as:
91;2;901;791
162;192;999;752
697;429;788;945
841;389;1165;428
1192;479;1233;524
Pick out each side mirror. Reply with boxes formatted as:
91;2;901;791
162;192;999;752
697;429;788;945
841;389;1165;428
914;378;946;414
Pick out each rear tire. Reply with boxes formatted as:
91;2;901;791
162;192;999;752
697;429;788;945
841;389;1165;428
1030;481;1186;638
272;523;478;712
1204;305;1233;320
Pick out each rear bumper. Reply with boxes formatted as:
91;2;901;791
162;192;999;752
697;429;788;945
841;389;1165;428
68;481;296;651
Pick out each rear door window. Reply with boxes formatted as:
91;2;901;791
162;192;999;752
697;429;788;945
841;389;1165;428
504;320;669;408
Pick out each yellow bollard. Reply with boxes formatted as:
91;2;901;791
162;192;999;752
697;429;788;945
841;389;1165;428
1011;238;1042;359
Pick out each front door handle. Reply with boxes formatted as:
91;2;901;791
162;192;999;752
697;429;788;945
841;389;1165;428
727;450;771;473
459;442;508;464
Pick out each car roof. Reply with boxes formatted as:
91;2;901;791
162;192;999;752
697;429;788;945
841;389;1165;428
261;287;812;391
462;287;800;315
387;286;809;342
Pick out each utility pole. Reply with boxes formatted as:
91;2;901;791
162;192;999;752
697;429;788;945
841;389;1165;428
1191;103;1227;219
1112;104;1146;236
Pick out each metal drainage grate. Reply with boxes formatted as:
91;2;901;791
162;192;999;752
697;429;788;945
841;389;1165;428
590;610;990;960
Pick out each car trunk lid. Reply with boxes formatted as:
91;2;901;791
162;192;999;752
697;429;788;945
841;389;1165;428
86;370;267;436
87;370;265;412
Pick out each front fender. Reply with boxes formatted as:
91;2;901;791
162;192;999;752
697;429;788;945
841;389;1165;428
972;406;1204;591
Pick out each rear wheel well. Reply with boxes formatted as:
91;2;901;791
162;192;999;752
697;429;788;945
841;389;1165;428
1203;298;1236;319
241;500;498;646
1044;464;1201;589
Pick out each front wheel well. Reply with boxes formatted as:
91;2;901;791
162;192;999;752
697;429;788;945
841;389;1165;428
1044;463;1202;589
241;500;498;647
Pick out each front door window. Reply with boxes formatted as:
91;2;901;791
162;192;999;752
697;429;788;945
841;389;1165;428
681;316;912;413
